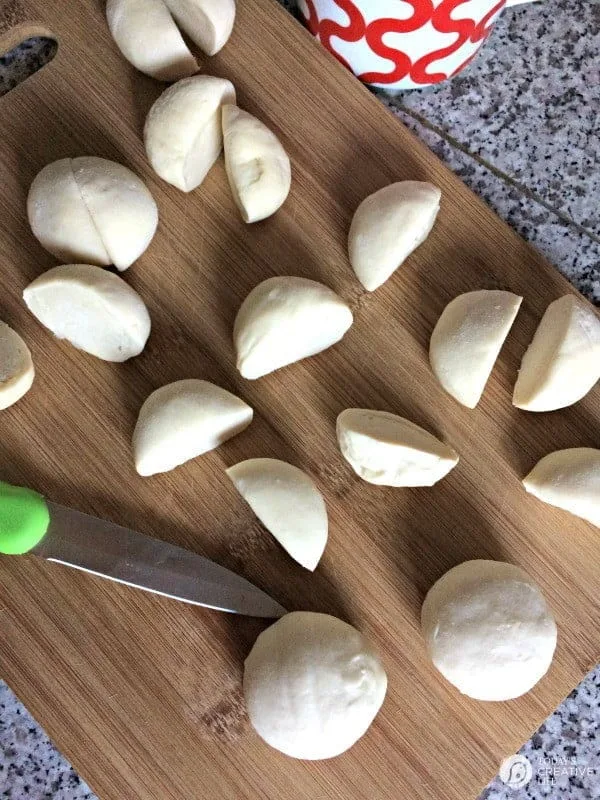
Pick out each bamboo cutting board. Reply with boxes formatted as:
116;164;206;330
0;2;598;799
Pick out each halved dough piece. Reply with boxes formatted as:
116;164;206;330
337;409;458;487
348;181;441;292
513;295;600;411
28;157;158;271
23;264;151;362
234;277;353;379
430;290;522;408
133;379;253;476
222;105;291;223
145;76;236;192
163;0;236;56
106;0;198;82
72;158;158;270
28;159;109;266
0;322;34;410
227;458;327;570
523;448;600;528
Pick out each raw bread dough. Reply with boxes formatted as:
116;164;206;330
28;157;158;271
337;409;458;487
234;276;353;379
107;0;235;80
23;264;151;362
222;105;291;223
348;181;441;292
421;560;557;701
0;322;34;410
106;0;198;82
513;295;600;411
227;458;327;570
523;448;600;528
144;76;236;192
163;0;236;56
133;379;253;476
430;290;522;408
243;611;387;759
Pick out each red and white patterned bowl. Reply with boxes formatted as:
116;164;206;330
297;0;535;91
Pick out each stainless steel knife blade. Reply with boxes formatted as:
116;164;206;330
31;502;286;618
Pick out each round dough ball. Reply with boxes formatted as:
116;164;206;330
244;611;387;759
23;264;151;362
27;157;158;271
421;560;557;701
0;322;34;410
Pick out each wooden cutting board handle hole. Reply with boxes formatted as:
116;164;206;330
0;20;57;98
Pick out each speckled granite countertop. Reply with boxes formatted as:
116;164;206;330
1;1;600;798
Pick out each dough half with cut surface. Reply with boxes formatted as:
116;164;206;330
222;105;291;223
106;0;198;82
163;0;236;56
23;264;151;362
27;157;158;271
227;458;327;570
244;611;387;759
144;76;236;192
513;295;600;411
107;0;235;80
0;322;34;410
523;448;600;528
348;181;441;292
430;290;522;408
234;276;353;379
133;379;253;476
337;408;458;487
421;560;557;701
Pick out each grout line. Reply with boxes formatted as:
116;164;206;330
389;99;600;248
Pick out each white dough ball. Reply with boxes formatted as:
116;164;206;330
421;560;557;701
244;612;387;759
27;157;158;271
23;264;151;362
0;322;35;410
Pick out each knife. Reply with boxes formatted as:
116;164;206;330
0;481;286;618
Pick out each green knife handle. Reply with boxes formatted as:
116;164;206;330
0;481;50;555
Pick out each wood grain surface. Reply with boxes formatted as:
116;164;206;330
0;2;598;799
